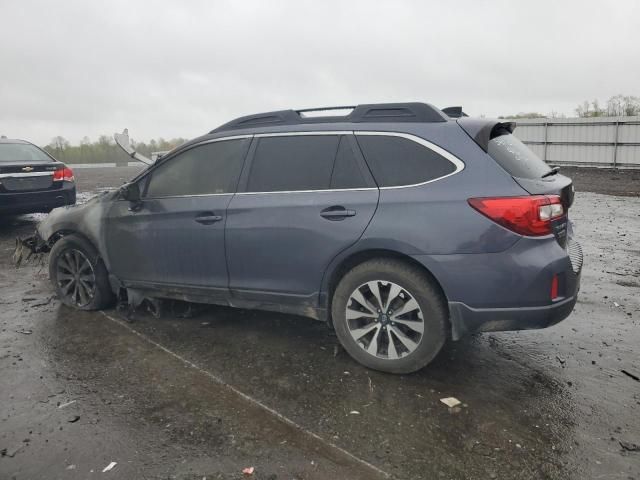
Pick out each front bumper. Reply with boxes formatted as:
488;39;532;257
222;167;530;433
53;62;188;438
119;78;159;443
0;184;76;214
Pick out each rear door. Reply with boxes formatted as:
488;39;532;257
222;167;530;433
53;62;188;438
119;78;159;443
225;132;379;304
105;137;250;294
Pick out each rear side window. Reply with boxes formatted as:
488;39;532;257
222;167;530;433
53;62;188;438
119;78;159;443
356;135;456;187
247;135;340;192
488;132;551;179
0;143;52;162
145;138;249;197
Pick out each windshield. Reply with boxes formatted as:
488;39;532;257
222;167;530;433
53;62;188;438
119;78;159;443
0;143;52;162
487;133;551;179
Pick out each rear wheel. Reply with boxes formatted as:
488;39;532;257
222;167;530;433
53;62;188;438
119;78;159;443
48;235;115;310
331;259;447;374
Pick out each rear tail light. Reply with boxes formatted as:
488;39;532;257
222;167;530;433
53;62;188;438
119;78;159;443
53;166;74;182
467;195;564;236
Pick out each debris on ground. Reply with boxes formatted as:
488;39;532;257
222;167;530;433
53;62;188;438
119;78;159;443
66;464;76;470
349;410;360;415
1;444;26;458
67;415;81;423
440;397;462;408
556;355;566;366
242;466;255;475
620;441;640;452
30;296;54;308
58;400;76;409
15;329;33;335
102;461;117;472
622;370;640;382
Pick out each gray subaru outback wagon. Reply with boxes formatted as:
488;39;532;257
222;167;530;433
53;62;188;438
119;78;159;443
25;103;582;373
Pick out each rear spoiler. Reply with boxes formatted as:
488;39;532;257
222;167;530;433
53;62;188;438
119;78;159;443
113;129;153;165
457;118;516;152
442;106;468;118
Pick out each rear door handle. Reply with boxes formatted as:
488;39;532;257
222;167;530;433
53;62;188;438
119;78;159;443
320;206;356;221
195;212;223;225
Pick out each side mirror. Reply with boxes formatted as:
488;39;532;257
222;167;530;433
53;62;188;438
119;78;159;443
120;183;142;210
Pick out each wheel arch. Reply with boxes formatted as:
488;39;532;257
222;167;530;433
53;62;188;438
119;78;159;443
322;248;449;325
46;229;96;251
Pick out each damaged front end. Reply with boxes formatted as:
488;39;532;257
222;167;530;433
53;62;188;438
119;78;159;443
13;232;50;268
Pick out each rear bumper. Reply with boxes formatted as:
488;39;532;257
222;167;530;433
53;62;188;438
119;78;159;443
411;236;583;340
0;184;76;214
448;288;579;338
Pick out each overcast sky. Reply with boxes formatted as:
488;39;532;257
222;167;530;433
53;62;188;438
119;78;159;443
1;0;639;145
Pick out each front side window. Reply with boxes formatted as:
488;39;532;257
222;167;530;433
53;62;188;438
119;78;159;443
0;143;52;162
356;135;457;187
145;138;250;197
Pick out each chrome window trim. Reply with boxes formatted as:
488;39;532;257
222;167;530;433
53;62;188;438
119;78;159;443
143;192;234;200
140;130;466;198
0;171;54;178
197;134;254;144
354;131;466;190
254;131;352;138
236;187;378;196
236;130;465;195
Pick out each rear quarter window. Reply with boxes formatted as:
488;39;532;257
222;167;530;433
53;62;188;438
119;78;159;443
487;133;551;179
355;134;457;187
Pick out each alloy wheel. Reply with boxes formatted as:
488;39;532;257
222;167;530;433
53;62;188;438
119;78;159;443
345;280;424;360
55;249;96;307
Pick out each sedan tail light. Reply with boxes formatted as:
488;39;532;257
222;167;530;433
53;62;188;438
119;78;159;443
53;166;75;182
468;195;564;236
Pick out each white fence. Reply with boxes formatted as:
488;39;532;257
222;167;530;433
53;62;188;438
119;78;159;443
513;116;640;168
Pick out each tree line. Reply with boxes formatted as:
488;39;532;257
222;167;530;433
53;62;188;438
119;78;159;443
499;94;640;119
43;135;187;164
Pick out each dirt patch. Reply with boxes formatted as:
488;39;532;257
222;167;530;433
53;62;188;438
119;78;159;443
561;166;640;197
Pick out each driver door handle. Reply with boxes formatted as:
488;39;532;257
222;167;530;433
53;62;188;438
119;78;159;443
195;212;223;225
320;206;356;220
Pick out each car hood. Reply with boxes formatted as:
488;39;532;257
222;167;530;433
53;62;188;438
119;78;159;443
36;189;117;246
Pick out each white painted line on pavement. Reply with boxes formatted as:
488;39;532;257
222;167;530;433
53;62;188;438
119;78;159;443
100;311;391;479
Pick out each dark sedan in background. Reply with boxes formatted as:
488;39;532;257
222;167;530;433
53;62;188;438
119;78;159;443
0;138;76;215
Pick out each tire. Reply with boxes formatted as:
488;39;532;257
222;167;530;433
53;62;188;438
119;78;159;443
48;234;115;310
331;259;448;374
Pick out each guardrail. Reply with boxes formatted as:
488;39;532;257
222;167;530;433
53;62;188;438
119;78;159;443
513;116;640;168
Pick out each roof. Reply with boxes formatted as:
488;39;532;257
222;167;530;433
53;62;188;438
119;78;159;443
210;102;451;134
0;138;29;144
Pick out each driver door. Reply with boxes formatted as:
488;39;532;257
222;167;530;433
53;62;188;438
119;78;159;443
104;137;251;297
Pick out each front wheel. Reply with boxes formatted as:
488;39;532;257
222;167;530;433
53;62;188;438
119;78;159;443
48;234;115;310
331;259;448;374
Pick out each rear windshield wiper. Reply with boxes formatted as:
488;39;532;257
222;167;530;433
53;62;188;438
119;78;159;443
541;166;560;178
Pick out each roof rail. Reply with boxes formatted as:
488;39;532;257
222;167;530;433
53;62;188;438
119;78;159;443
210;102;448;133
